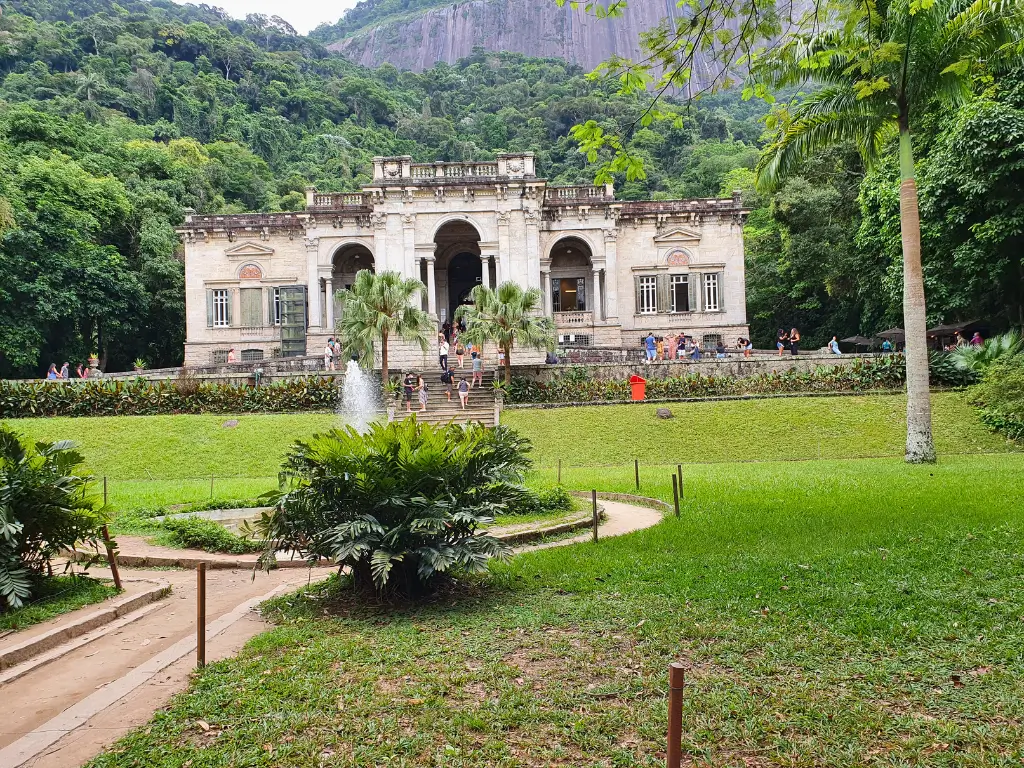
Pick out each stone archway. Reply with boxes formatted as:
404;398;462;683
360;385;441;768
433;220;482;323
547;236;595;316
329;243;374;326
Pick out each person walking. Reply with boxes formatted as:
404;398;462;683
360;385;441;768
828;335;842;355
442;368;453;402
403;371;416;413
776;328;789;357
655;337;665;361
458;376;469;410
644;332;656;362
471;351;483;388
789;327;801;356
417;374;428;413
227;348;237;363
59;361;69;379
455;338;466;368
46;363;58;380
75;363;85;378
439;337;449;371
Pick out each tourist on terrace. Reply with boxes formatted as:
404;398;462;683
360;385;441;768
59;362;69;379
954;331;967;346
715;341;727;359
656;337;665;361
678;335;687;357
789;328;801;356
76;363;86;378
227;347;237;364
46;363;57;380
744;338;753;358
665;333;677;360
691;339;702;361
644;332;656;362
777;328;789;357
828;336;842;355
971;331;983;346
881;338;893;353
323;339;334;371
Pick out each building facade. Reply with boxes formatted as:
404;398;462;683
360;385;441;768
178;153;749;367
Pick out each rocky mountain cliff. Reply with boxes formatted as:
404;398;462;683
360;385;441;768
327;0;694;74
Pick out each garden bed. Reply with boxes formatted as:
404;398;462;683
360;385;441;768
0;576;119;633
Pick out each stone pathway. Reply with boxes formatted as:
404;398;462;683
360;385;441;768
0;499;663;768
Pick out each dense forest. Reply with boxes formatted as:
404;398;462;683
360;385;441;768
0;0;1020;376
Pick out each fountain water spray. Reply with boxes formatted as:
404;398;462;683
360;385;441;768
339;354;378;433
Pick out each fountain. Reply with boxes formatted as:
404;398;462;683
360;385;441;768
339;355;378;433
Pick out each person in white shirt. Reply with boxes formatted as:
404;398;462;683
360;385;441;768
439;338;449;370
324;338;335;370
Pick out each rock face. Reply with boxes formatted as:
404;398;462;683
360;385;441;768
328;0;711;75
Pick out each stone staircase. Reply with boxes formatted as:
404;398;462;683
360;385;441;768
390;369;501;427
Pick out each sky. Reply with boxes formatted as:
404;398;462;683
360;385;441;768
196;0;361;33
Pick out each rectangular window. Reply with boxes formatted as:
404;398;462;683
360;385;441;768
241;349;264;362
211;350;229;364
240;288;262;327
552;277;587;312
670;275;689;313
638;276;658;314
212;289;230;327
272;288;282;325
703;273;720;312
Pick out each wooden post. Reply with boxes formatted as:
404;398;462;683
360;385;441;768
103;476;108;508
677;464;684;501
196;562;207;668
634;458;640;490
671;474;680;518
101;524;122;591
667;663;685;768
557;458;562;485
591;490;599;543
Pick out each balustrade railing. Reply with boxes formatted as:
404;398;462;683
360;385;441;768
239;325;281;340
310;192;370;209
553;311;594;327
544;186;610;202
408;162;501;180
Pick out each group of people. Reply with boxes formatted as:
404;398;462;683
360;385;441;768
403;368;473;413
776;328;802;356
944;331;984;351
45;362;87;379
322;338;344;370
643;333;754;362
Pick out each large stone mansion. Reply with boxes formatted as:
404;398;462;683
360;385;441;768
178;153;749;367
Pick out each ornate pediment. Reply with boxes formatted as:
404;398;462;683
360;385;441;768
225;241;275;258
652;227;702;244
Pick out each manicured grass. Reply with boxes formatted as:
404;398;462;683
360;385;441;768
0;576;119;631
88;452;1024;767
504;391;1018;466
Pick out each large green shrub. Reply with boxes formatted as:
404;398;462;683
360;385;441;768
969;357;1024;441
0;427;105;608
951;331;1023;374
505;485;575;517
256;420;531;597
0;377;338;418
161;517;261;555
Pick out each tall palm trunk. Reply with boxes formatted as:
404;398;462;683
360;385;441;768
898;128;936;463
380;328;389;387
503;343;512;384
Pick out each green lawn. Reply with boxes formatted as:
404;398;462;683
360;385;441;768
3;392;1015;512
0;576;119;632
88;452;1024;767
504;391;1017;466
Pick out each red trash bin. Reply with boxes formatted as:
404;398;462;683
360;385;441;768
629;375;646;401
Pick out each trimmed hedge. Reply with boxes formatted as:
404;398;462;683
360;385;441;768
0;377;338;418
505;354;971;405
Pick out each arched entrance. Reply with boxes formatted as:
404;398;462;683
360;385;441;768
330;243;374;324
548;236;594;316
433;220;482;323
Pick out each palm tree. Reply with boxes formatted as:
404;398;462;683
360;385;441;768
455;282;555;384
754;0;1023;463
335;270;432;387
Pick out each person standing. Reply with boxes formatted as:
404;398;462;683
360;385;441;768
715;341;727;359
75;363;85;378
644;332;656;362
655;337;665;361
324;339;335;371
227;348;237;364
881;338;893;353
970;331;983;346
403;371;416;413
776;328;789;357
439;337;449;371
744;338;753;358
458;376;470;410
46;363;58;380
828;335;842;355
59;361;69;379
471;351;483;388
417;374;428;413
691;338;702;361
665;333;677;360
789;327;801;356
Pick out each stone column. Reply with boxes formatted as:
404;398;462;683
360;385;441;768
371;213;388;272
305;237;321;330
591;268;603;322
602;228;619;321
496;210;511;289
524;209;542;290
425;257;437;316
541;270;552;315
481;255;491;290
325;277;335;330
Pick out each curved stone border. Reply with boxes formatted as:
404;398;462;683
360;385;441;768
505;388;916;410
569;490;670;514
493;508;604;546
0;579;170;679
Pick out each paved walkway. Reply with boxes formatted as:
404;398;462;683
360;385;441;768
0;499;663;768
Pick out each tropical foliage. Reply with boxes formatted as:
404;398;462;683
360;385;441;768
0;377;338;418
969;357;1024;442
255;420;531;597
336;270;432;386
0;426;105;608
455;282;555;384
951;332;1023;374
161;516;261;555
